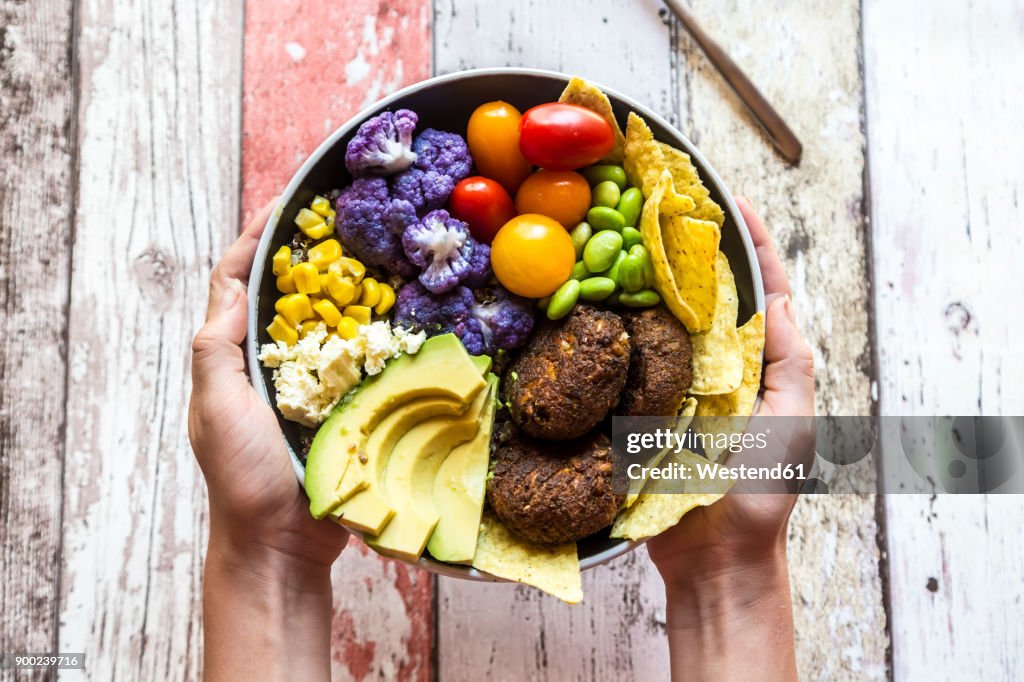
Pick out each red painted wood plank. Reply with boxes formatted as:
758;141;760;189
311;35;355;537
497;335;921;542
241;2;433;680
242;0;431;221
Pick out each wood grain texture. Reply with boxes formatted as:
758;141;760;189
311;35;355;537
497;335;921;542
435;1;888;679
669;1;888;678
864;0;1024;678
0;0;74;678
433;2;678;679
241;2;434;679
241;0;431;222
55;1;243;679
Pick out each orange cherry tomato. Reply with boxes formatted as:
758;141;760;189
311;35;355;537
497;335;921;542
466;101;533;194
514;170;591;227
490;214;575;298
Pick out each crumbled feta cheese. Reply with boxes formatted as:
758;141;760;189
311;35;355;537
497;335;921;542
257;319;426;427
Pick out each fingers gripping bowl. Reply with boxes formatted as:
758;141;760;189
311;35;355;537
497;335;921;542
246;68;765;598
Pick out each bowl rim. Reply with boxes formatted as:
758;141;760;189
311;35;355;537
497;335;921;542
246;66;765;581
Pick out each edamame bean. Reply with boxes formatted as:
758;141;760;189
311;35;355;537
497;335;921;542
569;222;592;259
579;276;616;301
606;291;622;306
586;206;626;232
602;249;628;284
619;289;661;307
581;165;627;190
628;245;655;289
546;279;581;320
583;230;623;273
591;181;621;208
616;187;644;227
619;255;646;293
570;260;591;281
537;296;551;311
621;226;643;251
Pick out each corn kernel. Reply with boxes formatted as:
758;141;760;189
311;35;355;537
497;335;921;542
276;273;296;294
272;246;292;276
344;305;372;326
324;273;357;306
313;298;343;327
295;208;332;239
374;282;396;315
336;316;360;340
310;195;333;217
292;262;321;295
299;320;320;338
359;277;381;308
308;239;342;271
267;314;298;346
275;293;313;327
330;257;366;283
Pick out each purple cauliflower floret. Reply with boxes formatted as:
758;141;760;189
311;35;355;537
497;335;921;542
335;177;416;277
454;286;535;355
390;168;455;213
402;209;475;294
344;109;418;177
412;129;473;182
385;198;418;234
462;242;492;288
393;282;474;334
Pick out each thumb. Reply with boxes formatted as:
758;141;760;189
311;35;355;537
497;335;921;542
759;295;815;417
191;278;250;392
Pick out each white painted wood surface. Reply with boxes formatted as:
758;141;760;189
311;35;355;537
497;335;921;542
434;1;887;679
55;1;243;679
864;0;1024;678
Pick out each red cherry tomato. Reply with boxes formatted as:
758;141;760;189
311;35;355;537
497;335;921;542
518;103;615;171
449;176;516;244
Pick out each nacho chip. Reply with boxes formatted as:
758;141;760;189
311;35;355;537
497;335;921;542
695;311;767;460
612;450;725;540
624;397;698;508
662;214;720;331
472;512;583;604
654;141;725;227
624;112;664;198
559;77;625;164
688;253;743;395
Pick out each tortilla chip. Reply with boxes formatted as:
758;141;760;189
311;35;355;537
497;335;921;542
612;450;725;540
689;253;743;395
654;141;725;227
694;311;767;460
662;214;720;331
559;77;625;164
624;112;665;198
624;398;698;508
640;172;695;328
472;512;583;604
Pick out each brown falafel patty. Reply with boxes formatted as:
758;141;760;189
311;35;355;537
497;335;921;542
506;305;630;440
618;307;694;416
487;431;623;544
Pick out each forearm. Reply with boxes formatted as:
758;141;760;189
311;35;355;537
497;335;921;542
662;546;797;682
202;531;335;682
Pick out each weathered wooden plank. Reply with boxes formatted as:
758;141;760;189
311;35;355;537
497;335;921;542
0;0;74;679
435;1;888;679
433;3;677;680
241;2;434;680
863;0;1024;678
672;2;888;678
55;1;244;679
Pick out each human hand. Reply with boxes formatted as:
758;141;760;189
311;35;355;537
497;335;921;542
646;197;812;681
188;199;349;585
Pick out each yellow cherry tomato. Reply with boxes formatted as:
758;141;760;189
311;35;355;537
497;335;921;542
514;169;592;227
490;214;575;298
467;101;533;194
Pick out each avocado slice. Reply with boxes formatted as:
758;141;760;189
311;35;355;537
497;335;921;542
304;334;486;519
333;355;493;535
365;381;491;562
426;373;499;563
